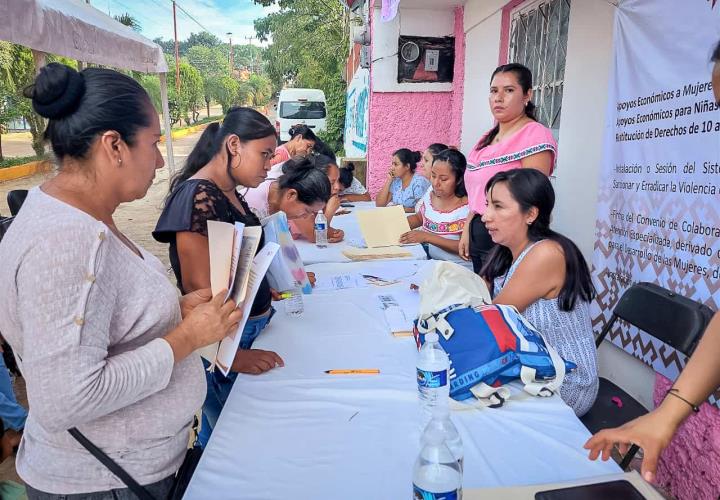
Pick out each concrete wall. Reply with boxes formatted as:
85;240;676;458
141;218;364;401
367;5;466;195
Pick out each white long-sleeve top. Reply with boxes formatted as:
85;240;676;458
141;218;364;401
0;187;205;494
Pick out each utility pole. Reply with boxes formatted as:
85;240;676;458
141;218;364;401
245;36;255;73
173;1;181;93
227;32;234;74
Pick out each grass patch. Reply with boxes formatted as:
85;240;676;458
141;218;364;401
0;155;48;169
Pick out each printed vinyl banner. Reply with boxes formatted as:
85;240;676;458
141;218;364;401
590;0;720;406
344;67;370;157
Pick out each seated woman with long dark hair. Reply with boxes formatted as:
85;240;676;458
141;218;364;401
480;168;598;416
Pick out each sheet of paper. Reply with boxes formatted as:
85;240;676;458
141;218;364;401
207;220;236;296
356;205;411;248
230;226;262;303
342;246;412;261
224;222;245;301
214;242;280;376
376;290;420;336
362;262;421;282
313;273;366;292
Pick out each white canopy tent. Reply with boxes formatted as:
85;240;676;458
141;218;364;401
0;0;177;172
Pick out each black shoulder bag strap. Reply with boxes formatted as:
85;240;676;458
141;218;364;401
67;428;156;500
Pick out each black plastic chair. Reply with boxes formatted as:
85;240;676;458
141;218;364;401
7;189;28;217
581;281;714;469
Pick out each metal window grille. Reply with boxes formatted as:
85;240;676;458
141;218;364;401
508;0;571;141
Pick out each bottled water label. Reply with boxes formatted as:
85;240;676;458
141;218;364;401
417;369;447;389
314;222;327;231
412;485;459;500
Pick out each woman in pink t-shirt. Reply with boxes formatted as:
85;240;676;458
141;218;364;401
270;125;317;166
459;63;558;272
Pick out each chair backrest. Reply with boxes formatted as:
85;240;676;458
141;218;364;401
598;281;714;356
7;189;28;216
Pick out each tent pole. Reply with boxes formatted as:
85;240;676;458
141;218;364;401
159;73;176;175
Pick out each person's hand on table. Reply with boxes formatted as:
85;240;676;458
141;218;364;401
399;230;427;245
328;227;344;243
307;272;316;287
231;349;284;374
584;409;680;483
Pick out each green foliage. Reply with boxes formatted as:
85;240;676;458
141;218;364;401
166;57;204;125
245;74;272;107
211;75;241;113
253;0;348;149
0;154;46;169
136;74;162;111
186;45;231;116
114;13;141;32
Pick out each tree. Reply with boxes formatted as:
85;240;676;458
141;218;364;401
136;73;162;111
246;74;272;107
0;41;18;161
186;45;229;117
166;57;204;126
153;37;175;54
210;76;240;113
114;13;141;32
253;0;349;151
186;31;222;49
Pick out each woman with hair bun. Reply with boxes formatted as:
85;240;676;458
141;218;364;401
375;148;431;213
459;63;558;272
270;124;317;166
0;63;242;497
338;162;371;202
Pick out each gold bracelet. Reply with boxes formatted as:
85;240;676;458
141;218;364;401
666;388;700;413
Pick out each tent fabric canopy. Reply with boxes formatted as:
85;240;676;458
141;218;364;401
0;0;168;74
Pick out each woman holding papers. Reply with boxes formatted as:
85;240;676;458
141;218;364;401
0;64;242;497
400;149;471;269
375;149;431;212
154;107;286;446
480;168;598;416
459;63;557;272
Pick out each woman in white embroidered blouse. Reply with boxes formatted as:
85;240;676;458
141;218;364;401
400;149;471;268
0;64;242;498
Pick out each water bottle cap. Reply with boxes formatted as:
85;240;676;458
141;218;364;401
426;332;439;343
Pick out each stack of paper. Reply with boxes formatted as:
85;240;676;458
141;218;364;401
356;205;411;248
206;220;279;375
342;246;413;261
376;290;421;337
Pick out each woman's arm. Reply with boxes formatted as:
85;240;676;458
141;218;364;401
341;192;371;202
459;210;475;261
176;231;212;293
290;216;344;243
407;214;423;229
520;151;554;176
585;312;720;482
375;175;394;207
492;240;565;312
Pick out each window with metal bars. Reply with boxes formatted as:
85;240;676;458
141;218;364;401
508;0;571;141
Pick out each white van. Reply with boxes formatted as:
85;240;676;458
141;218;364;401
275;88;327;142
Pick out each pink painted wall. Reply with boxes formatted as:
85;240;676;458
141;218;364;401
366;6;466;196
653;374;720;500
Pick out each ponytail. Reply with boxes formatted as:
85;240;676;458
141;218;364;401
167;106;276;197
476;63;537;151
169;122;220;193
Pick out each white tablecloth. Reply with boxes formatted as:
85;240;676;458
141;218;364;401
185;261;619;499
295;201;427;265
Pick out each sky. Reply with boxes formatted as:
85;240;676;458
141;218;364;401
101;0;277;45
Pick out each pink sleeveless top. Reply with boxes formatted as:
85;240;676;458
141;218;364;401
465;122;557;214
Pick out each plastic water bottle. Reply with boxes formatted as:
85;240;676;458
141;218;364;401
421;405;464;471
413;426;463;500
314;211;328;248
284;281;304;317
417;332;450;430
